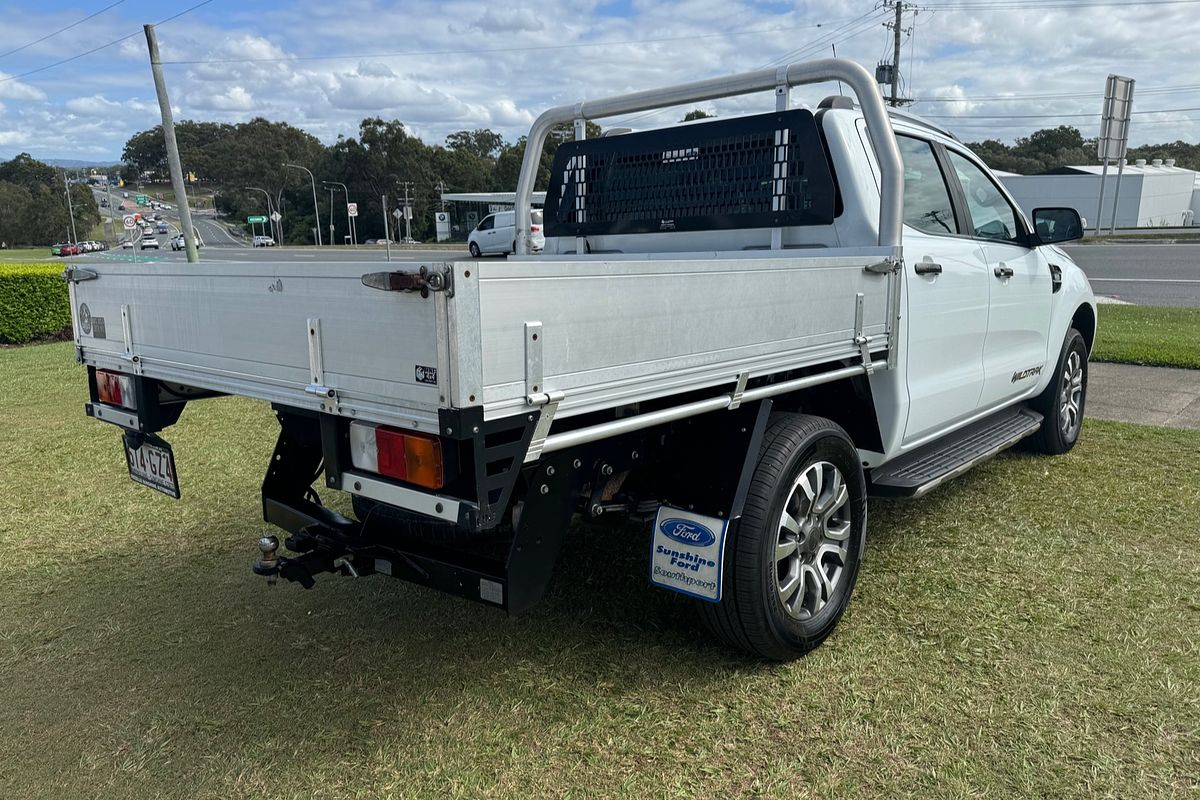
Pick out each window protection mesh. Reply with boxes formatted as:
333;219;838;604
543;109;836;238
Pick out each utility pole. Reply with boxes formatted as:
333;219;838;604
104;180;116;244
283;162;322;246
880;1;917;107
144;24;198;262
328;186;335;244
63;171;78;245
381;194;392;262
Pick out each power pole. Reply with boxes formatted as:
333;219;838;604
63;171;78;244
880;1;917;107
144;24;199;263
397;180;413;245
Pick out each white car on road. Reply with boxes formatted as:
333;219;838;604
253;235;276;247
468;209;544;257
140;233;159;250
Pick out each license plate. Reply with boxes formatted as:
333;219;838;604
123;433;180;498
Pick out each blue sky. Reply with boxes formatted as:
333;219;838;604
2;0;1199;161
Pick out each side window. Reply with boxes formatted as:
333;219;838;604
478;215;494;231
896;136;958;235
946;152;1021;243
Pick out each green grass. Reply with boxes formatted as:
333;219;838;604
0;247;55;263
1093;304;1200;369
2;342;1198;799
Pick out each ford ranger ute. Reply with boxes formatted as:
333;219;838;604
66;59;1095;660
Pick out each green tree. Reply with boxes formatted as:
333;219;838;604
681;109;715;122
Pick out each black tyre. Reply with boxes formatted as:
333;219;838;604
699;414;867;661
469;241;481;258
1027;327;1088;455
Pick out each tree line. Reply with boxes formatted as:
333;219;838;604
114;116;1199;244
121;117;599;244
0;154;100;247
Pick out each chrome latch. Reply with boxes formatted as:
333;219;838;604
864;257;900;275
62;267;98;283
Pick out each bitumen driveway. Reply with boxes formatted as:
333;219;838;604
1088;362;1200;430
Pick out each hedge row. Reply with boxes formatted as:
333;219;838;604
0;263;71;344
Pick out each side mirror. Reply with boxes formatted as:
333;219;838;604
1032;207;1084;245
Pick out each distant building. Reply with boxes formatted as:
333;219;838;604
999;159;1197;229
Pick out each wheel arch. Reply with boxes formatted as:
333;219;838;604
1072;303;1096;354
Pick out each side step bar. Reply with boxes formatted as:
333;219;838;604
869;407;1043;498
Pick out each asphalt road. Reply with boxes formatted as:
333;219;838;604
1063;242;1200;306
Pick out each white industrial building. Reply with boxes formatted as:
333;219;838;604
999;159;1198;229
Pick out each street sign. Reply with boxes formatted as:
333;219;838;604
247;215;268;224
122;215;136;230
270;211;282;222
392;208;403;219
135;194;147;206
1098;75;1135;161
403;206;413;220
347;202;358;217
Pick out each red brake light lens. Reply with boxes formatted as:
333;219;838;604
96;369;137;410
351;422;444;490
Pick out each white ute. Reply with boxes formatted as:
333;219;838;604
66;59;1095;660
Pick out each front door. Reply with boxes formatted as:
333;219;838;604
943;151;1053;410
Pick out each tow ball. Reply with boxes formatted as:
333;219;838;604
252;534;280;585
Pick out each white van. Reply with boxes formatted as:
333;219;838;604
467;209;544;257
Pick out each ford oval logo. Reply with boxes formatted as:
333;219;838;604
660;518;716;547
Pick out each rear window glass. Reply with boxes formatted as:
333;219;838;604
543;109;836;237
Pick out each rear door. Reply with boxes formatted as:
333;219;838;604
943;150;1052;410
896;136;991;444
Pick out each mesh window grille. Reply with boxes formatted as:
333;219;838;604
543;109;837;238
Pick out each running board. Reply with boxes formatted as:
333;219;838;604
870;407;1043;498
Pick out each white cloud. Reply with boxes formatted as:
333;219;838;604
0;74;47;102
191;85;255;111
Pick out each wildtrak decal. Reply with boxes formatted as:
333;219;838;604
1011;365;1044;383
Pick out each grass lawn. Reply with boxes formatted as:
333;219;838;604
1;342;1197;799
1093;304;1200;369
0;247;56;263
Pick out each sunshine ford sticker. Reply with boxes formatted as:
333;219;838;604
650;506;728;602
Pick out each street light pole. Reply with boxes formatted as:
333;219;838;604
327;186;335;244
62;170;78;245
283;162;322;246
245;186;275;244
323;181;354;247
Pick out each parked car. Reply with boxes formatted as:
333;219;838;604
252;235;276;247
66;59;1097;662
468;209;544;257
51;243;65;256
170;233;203;251
62;243;78;256
140;233;159;250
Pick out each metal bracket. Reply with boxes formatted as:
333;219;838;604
864;257;900;275
729;372;750;410
305;318;339;409
853;292;874;375
524;321;544;401
524;391;564;463
119;304;142;374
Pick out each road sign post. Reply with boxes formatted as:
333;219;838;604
1097;74;1135;235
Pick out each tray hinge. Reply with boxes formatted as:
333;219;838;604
524;390;565;463
864;256;900;275
305;318;339;410
62;267;98;283
853;292;874;375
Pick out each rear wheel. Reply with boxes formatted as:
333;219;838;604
699;414;867;660
1027;327;1088;454
469;241;481;258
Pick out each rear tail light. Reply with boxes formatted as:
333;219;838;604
530;226;541;232
349;421;445;490
95;369;137;410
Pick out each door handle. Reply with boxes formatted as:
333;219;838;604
914;261;943;275
994;264;1014;278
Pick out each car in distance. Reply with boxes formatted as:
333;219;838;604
140;233;160;250
468;209;544;257
170;233;203;251
51;243;65;256
252;235;276;247
121;239;134;249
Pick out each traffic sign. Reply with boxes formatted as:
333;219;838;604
122;215;136;230
135;194;147;205
392;208;403;219
270;211;282;222
347;202;358;217
247;215;268;224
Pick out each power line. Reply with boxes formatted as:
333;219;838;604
923;0;1200;7
915;83;1200;102
0;0;214;84
0;0;126;62
159;21;849;65
923;105;1200;119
